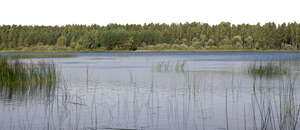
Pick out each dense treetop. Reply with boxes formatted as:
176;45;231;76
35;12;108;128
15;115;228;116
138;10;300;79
0;22;300;51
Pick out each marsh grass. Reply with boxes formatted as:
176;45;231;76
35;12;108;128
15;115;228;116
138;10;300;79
247;62;288;78
9;54;75;59
246;60;300;129
154;61;186;72
250;75;300;130
0;56;58;89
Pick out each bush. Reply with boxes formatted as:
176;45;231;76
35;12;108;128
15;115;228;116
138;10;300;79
205;45;217;49
232;35;243;48
173;39;181;44
171;44;181;50
0;43;6;50
219;45;233;49
70;42;77;49
221;37;232;46
192;42;202;49
153;43;170;50
245;36;254;48
255;42;264;50
283;44;293;50
179;44;189;50
207;39;215;46
56;35;67;47
75;42;83;49
235;42;243;49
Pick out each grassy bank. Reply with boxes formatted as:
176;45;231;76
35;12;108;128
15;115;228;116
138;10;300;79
0;47;299;53
10;54;75;59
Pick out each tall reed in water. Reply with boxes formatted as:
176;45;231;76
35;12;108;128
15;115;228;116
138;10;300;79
251;74;300;130
247;62;288;78
0;56;58;88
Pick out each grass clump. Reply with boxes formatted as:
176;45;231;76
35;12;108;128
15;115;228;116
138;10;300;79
10;54;75;59
247;62;288;78
154;61;186;72
0;56;58;88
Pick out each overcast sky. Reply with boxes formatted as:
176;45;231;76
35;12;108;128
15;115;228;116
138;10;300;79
1;0;300;26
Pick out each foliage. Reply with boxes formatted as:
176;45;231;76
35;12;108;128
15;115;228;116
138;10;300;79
0;56;58;87
0;22;300;51
247;62;288;78
10;54;75;59
56;35;67;47
232;35;243;48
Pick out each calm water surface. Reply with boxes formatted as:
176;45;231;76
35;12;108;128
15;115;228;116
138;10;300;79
1;52;300;130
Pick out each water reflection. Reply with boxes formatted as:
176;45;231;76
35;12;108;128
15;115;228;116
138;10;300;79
0;52;299;130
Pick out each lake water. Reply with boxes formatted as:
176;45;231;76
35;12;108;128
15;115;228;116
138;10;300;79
1;52;300;130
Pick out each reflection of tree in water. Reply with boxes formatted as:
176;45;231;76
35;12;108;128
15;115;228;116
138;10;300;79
1;55;300;130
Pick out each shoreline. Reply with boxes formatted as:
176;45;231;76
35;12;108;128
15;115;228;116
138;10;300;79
0;48;299;53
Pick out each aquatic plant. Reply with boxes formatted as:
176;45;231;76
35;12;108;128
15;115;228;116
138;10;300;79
0;56;58;88
247;62;288;78
154;61;186;72
175;61;186;72
250;75;300;130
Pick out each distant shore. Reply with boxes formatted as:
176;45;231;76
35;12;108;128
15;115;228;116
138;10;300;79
0;48;299;53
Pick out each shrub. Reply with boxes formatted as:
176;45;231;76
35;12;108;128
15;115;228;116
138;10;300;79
207;39;215;46
232;35;243;48
154;43;170;50
56;35;67;47
219;45;233;49
255;42;264;50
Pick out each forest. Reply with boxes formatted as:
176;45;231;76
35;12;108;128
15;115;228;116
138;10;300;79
0;22;300;51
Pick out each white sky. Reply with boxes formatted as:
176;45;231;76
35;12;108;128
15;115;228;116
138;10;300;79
1;0;300;26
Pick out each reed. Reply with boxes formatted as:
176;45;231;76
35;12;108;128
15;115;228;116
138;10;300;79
154;61;186;72
0;56;58;88
247;62;288;78
251;74;300;130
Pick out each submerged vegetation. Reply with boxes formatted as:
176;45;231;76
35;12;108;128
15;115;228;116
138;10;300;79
1;22;300;51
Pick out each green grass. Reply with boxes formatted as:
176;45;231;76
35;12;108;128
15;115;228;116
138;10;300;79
247;62;288;78
154;61;186;72
0;47;300;53
9;54;75;59
0;56;58;88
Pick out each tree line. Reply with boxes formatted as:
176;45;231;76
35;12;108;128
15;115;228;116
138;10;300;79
0;22;300;50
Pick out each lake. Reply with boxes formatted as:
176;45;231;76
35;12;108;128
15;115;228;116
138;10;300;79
0;52;300;130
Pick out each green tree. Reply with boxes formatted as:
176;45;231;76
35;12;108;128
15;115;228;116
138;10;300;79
232;35;243;48
296;25;300;49
123;37;136;50
191;37;202;49
56;35;67;47
245;36;254;48
207;39;215;46
70;36;77;48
